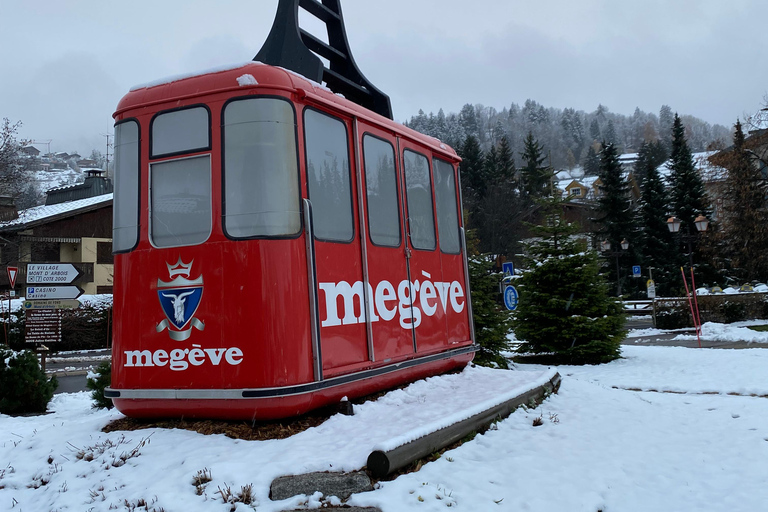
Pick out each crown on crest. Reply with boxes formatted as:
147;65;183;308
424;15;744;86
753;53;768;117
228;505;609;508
167;257;193;279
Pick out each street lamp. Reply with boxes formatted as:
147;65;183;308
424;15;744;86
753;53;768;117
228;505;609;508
667;215;709;267
601;238;629;296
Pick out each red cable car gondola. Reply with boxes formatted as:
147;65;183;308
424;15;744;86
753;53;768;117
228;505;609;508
106;0;476;420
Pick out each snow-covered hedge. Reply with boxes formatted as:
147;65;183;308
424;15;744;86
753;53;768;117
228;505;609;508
655;293;768;329
2;295;112;352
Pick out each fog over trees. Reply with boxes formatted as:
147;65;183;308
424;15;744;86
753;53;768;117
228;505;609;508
406;101;732;169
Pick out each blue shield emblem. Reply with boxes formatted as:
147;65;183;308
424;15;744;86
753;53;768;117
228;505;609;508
158;287;203;330
156;258;206;341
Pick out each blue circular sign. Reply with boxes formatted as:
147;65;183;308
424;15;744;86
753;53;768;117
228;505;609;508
504;285;519;311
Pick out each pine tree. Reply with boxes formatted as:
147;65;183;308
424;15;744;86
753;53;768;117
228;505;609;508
583;145;600;175
659;105;674;153
512;195;624;364
464;225;512;368
604;120;618;147
519;131;552;198
668;114;709;231
717;121;768;280
477;137;524;257
637;142;679;296
483;144;499;192
459;104;479;139
595;142;637;296
0;346;58;414
459;134;484;201
589;118;601;142
496;135;515;182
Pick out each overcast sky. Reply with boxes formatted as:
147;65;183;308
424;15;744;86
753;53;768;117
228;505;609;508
2;0;767;156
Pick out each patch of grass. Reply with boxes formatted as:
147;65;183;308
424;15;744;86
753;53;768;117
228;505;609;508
746;324;768;332
192;468;212;495
218;483;255;510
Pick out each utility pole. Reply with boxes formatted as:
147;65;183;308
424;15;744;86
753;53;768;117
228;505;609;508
103;133;113;176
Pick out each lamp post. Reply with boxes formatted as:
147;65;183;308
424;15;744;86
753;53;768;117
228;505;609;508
667;214;709;267
601;238;629;296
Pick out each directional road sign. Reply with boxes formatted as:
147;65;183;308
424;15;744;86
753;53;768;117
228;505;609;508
26;286;83;300
23;299;81;310
503;285;519;311
26;263;82;284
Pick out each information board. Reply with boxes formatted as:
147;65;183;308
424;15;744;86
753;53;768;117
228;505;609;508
25;309;63;343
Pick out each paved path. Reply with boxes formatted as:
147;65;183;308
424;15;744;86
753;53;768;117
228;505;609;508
624;316;768;349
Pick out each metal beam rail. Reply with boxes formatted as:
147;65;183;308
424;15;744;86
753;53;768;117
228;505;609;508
366;373;562;478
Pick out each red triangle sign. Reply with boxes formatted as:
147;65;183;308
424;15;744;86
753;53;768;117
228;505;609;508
7;266;17;288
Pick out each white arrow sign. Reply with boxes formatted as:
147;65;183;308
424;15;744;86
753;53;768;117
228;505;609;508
26;286;83;300
26;263;82;284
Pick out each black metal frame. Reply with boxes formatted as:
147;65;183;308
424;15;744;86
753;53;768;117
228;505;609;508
254;0;393;120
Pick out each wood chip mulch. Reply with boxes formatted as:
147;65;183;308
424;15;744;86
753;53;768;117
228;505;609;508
103;414;328;440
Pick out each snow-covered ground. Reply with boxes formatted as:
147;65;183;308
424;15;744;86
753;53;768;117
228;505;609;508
2;325;768;511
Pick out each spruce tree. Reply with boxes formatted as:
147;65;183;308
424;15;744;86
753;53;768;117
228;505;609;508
482;144;498;195
594;142;637;296
464;229;512;368
669;114;709;227
668;114;709;268
637;142;679;296
512;195;624;364
583;145;600;175
496;135;515;182
589;118;601;142
458;134;484;209
717;121;768;280
477;138;524;257
519;131;552;198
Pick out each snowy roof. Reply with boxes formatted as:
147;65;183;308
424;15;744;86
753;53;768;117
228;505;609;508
618;152;638;161
656;151;725;182
0;193;112;231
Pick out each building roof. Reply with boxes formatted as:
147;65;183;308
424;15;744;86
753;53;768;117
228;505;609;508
0;193;112;231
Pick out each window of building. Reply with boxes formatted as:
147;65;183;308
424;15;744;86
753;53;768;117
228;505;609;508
113;120;140;253
433;158;460;254
304;109;353;242
363;135;400;247
150;156;212;248
403;150;436;251
151;106;210;157
223;98;301;238
569;187;583;197
97;242;113;264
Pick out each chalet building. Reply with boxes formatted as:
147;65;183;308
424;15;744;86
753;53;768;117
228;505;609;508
0;194;113;295
45;170;113;205
20;146;40;157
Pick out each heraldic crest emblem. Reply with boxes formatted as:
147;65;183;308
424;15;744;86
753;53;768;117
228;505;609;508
156;257;205;341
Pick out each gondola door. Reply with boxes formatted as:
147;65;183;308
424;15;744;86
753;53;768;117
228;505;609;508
357;125;414;362
304;108;368;374
400;142;450;354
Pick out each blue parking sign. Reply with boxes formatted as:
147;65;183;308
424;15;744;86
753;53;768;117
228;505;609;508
632;265;641;277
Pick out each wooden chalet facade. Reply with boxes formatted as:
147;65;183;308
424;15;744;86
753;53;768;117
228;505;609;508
0;194;114;294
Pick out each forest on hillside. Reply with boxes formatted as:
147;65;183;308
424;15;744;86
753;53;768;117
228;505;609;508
405;101;732;169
